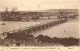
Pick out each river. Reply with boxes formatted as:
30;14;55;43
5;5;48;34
33;20;79;38
0;21;45;34
0;20;79;38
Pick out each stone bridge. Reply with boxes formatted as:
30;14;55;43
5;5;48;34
0;19;68;39
9;19;67;34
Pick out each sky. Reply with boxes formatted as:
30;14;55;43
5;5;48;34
0;0;80;11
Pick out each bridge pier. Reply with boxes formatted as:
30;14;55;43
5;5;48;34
49;22;52;26
35;26;39;32
44;25;47;29
47;23;50;28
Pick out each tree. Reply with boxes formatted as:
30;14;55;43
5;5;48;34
36;34;45;42
44;35;51;43
25;34;34;41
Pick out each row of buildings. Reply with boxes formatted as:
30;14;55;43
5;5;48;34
0;11;59;21
0;9;78;21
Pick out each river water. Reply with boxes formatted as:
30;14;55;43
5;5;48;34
0;20;79;38
33;20;79;38
0;21;45;34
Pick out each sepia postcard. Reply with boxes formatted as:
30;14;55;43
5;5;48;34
0;0;80;51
